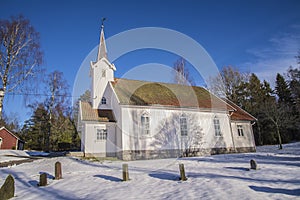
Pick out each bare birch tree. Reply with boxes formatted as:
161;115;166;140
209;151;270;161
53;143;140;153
0;15;43;119
208;66;248;105
173;57;195;86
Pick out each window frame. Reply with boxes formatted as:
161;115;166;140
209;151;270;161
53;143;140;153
102;69;106;77
101;97;107;104
214;117;221;136
141;114;150;135
96;129;107;140
237;125;244;136
180;114;188;136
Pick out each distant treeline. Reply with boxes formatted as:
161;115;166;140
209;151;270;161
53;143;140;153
210;64;300;147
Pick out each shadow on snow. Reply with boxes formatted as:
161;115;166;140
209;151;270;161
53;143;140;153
249;185;300;196
93;174;122;182
148;172;179;181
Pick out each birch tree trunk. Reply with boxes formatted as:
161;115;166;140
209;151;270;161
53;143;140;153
0;15;43;119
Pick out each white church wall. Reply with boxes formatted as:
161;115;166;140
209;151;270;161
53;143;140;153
91;59;114;109
83;123;106;156
81;123;86;152
96;83;124;156
120;106;235;153
231;121;256;150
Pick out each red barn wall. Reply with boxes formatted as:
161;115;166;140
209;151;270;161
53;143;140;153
0;129;17;149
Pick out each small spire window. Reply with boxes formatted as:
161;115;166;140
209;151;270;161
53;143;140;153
102;69;106;77
101;97;107;104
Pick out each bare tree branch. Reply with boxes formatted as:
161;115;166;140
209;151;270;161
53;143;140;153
0;15;43;118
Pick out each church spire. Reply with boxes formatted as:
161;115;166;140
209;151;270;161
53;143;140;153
97;18;107;61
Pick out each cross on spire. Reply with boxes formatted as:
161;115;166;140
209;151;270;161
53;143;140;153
101;17;106;28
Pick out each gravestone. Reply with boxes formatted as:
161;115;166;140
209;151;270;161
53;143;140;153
55;161;62;180
0;174;15;200
122;164;129;181
179;163;187;181
250;159;258;170
39;173;47;186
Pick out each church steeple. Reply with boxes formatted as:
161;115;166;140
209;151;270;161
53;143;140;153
97;18;107;61
90;18;116;109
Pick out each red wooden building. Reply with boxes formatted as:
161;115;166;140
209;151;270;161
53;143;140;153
0;127;24;150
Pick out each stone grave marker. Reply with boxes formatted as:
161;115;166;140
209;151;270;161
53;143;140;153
55;161;62;180
0;174;15;200
39;173;47;186
250;159;258;170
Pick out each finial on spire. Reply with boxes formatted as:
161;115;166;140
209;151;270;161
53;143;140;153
101;17;106;28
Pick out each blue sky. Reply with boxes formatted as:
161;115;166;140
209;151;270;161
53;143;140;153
1;0;300;123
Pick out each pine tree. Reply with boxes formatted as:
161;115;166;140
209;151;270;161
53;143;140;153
22;104;49;150
287;66;300;141
244;74;277;146
275;73;292;105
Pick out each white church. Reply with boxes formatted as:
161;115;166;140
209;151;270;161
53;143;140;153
78;25;256;160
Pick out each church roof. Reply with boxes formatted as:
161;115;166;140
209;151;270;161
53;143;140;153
223;99;257;121
111;78;235;111
80;101;116;122
80;78;256;122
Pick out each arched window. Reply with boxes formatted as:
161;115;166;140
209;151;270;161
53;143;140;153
141;113;150;135
102;69;106;77
180;114;188;136
214;116;221;136
101;97;107;104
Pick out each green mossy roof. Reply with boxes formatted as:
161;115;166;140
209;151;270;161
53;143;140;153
112;78;232;110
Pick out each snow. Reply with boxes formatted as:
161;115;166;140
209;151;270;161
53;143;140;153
0;150;49;163
1;143;300;199
0;150;30;163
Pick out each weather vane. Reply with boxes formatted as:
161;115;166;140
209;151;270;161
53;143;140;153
101;17;106;28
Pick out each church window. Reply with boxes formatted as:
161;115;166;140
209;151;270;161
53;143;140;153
214;117;221;136
97;129;107;140
102;69;106;77
180;115;188;136
101;97;106;104
237;125;244;136
141;115;150;135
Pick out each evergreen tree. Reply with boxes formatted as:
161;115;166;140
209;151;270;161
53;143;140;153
287;66;300;140
21;71;80;151
275;73;292;105
21;104;49;150
243;74;277;146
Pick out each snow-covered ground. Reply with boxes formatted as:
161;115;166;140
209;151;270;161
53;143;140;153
1;143;300;199
0;150;30;163
0;150;49;163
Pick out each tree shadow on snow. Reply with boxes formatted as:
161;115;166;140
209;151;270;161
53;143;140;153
188;172;300;185
249;185;300;196
94;175;122;182
149;172;178;181
224;167;249;171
